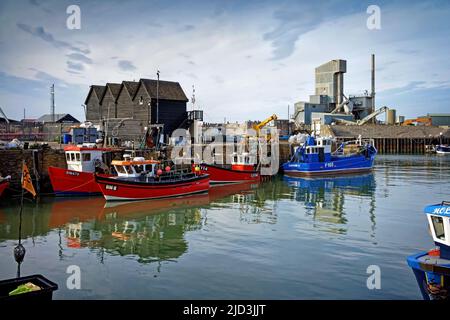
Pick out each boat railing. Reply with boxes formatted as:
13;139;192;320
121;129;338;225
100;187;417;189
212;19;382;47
333;137;376;156
150;164;198;182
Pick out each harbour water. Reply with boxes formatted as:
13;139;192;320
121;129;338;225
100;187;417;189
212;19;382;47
0;155;449;299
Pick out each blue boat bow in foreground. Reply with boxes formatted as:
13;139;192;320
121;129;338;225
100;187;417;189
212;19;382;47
407;202;450;300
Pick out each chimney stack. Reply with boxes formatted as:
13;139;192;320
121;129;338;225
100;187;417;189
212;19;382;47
50;84;55;122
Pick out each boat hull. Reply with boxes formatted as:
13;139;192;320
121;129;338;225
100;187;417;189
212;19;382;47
0;180;9;197
48;166;109;196
196;164;260;184
95;174;210;201
282;155;374;177
407;252;450;300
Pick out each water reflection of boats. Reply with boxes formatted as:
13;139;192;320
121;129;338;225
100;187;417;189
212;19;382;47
52;195;207;260
284;173;374;190
0;181;264;264
284;174;377;233
50;181;262;261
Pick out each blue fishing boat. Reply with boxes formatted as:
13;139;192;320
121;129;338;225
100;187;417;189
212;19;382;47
407;202;450;300
282;136;377;177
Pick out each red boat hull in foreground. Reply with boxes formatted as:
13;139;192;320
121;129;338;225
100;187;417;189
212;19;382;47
95;174;210;201
196;164;260;184
0;180;9;198
48;166;110;196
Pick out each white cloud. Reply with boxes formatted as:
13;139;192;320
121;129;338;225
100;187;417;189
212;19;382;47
1;1;449;121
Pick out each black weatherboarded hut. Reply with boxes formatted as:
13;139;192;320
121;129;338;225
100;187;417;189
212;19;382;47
85;78;188;137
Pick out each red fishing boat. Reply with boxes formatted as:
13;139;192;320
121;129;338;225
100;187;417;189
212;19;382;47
194;152;260;184
48;144;112;196
96;158;210;201
0;177;9;198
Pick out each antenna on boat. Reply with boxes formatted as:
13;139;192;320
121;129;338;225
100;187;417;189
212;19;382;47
191;85;196;111
156;70;160;124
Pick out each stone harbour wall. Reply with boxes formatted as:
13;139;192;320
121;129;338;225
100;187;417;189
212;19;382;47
0;148;66;194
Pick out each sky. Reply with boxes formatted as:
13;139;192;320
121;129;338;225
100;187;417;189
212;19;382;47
0;0;449;123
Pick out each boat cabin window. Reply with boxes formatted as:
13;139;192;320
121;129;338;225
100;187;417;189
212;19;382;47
115;165;126;174
70;153;75;161
431;216;446;240
125;165;134;174
318;139;332;146
82;153;91;162
66;153;70;162
306;147;322;154
75;153;80;162
134;165;144;173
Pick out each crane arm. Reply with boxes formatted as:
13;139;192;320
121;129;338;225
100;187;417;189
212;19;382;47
253;114;277;132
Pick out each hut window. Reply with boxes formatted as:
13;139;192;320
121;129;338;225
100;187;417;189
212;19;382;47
82;153;91;162
139;96;144;105
431;216;446;240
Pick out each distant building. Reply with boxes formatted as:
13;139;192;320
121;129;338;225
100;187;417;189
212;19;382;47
293;59;374;126
37;114;80;124
424;113;450;126
0;117;19;135
21;119;38;124
0;117;18;123
85;78;189;139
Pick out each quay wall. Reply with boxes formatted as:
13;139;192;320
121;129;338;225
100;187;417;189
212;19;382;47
0;148;66;194
323;125;450;154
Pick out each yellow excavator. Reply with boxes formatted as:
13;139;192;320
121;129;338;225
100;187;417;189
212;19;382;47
252;114;278;139
253;114;278;133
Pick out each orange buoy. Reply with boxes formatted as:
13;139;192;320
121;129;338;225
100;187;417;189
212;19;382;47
428;248;440;257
